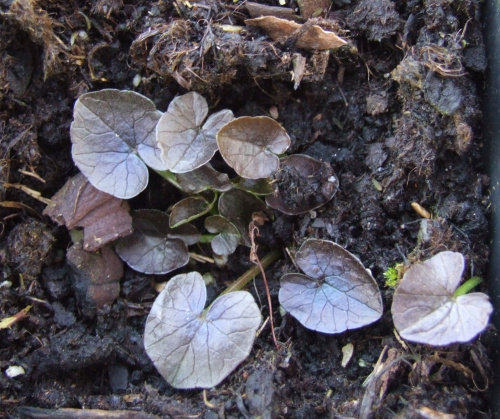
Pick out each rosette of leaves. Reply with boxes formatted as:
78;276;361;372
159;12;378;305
144;272;262;389
279;239;383;334
70;90;293;203
391;251;493;346
166;188;267;258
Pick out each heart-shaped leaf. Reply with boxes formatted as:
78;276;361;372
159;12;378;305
204;215;241;255
218;189;270;247
235;178;274;195
391;251;493;345
279;239;383;334
115;209;200;275
176;163;232;194
156;92;234;173
217;116;291;179
169;192;216;228
144;272;262;389
266;155;339;215
71;89;164;199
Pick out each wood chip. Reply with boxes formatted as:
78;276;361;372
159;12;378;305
411;202;431;219
246;1;302;22
44;173;133;252
245;16;347;50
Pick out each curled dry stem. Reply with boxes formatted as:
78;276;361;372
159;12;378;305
420;45;465;78
248;214;280;349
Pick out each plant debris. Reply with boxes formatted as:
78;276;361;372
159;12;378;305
43;173;133;252
66;243;122;315
245;16;348;50
5;219;55;280
266;154;338;215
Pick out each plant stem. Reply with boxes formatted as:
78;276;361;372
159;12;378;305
255;250;280;349
154;169;184;191
221;247;282;295
199;234;217;244
247;222;280;349
453;276;482;297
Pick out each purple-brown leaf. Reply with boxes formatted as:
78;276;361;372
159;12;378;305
217;116;290;179
115;209;200;275
391;251;493;345
156;92;234;173
71;89;164;198
44;173;133;252
144;272;261;389
279;239;382;334
67;242;122;311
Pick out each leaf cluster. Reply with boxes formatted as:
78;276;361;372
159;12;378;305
54;89;493;391
70;89;341;273
65;88;347;389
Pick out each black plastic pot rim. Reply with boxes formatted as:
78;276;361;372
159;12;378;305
482;0;500;416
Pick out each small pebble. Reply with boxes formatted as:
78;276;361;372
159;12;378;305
6;365;25;378
132;74;142;87
269;106;279;119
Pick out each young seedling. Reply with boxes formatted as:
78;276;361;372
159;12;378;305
175;163;232;194
383;262;404;288
279;239;383;334
391;251;493;346
204;215;241;257
169;191;217;228
218;189;271;247
144;272;262;389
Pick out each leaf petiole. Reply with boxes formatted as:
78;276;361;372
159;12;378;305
199;234;218;244
453;276;482;297
221;248;282;295
154;169;184;192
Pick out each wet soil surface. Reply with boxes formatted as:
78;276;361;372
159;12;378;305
0;0;495;418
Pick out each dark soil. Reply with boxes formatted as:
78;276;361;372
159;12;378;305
0;0;495;418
